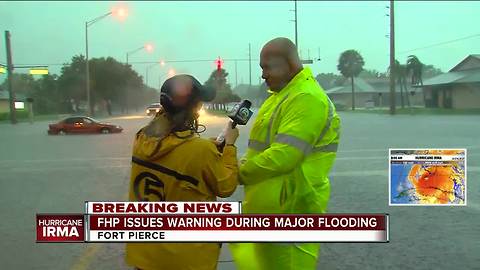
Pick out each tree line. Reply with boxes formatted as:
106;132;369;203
0;55;247;116
0;55;160;116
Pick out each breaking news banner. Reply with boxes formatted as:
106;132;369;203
36;202;389;243
85;201;242;214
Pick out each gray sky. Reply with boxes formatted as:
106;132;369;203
1;1;479;88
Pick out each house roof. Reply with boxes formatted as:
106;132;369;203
449;54;480;72
420;68;480;87
413;54;480;87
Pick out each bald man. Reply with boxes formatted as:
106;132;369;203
231;38;341;269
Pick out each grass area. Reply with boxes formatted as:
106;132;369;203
342;107;480;115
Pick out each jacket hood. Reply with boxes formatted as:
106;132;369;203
133;113;197;160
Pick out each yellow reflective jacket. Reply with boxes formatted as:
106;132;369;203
240;67;341;214
126;114;238;270
232;67;341;270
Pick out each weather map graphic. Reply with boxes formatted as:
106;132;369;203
389;149;466;206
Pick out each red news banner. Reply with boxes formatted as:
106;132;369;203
36;202;389;243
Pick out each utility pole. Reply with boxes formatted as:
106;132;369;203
5;31;16;124
248;43;252;87
235;60;238;88
215;57;222;111
389;0;396;115
85;22;92;116
84;11;115;117
124;51;130;114
294;0;298;48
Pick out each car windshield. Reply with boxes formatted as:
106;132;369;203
63;117;81;124
85;117;99;123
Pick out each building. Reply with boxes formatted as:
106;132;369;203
325;78;378;109
325;77;423;109
419;54;480;109
0;90;28;114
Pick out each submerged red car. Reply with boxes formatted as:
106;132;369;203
48;116;123;135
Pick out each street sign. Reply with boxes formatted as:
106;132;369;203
301;59;313;64
0;66;5;74
29;68;48;75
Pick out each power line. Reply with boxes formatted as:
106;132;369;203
398;33;480;54
13;58;259;67
130;58;257;64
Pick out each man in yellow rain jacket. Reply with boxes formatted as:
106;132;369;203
126;75;239;270
231;38;341;269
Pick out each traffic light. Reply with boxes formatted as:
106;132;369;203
215;57;223;71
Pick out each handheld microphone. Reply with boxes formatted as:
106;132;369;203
216;100;253;147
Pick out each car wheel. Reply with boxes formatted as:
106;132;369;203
58;130;66;135
101;128;110;134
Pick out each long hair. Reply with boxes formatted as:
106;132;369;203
153;104;204;139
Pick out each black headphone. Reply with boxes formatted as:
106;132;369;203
160;75;215;114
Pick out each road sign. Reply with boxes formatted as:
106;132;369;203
29;68;48;75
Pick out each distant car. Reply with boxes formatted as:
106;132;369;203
47;116;123;135
146;102;161;116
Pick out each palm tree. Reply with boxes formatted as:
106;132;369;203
406;55;424;107
337;50;365;110
388;60;410;108
406;55;423;86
